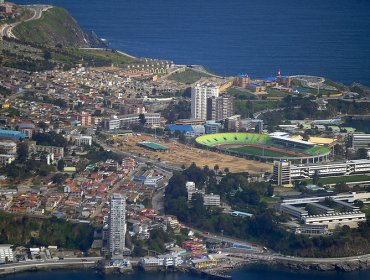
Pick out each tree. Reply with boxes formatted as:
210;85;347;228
214;164;219;172
356;148;368;159
43;50;52;61
312;170;320;185
38;121;48;132
57;159;65;172
17;142;28;163
138;114;146;126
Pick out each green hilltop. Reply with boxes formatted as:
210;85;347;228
13;7;89;48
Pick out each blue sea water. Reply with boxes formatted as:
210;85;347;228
1;266;370;280
12;0;370;86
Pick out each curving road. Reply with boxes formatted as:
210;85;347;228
0;5;52;39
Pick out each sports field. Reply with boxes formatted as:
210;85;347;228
223;145;305;158
196;133;330;160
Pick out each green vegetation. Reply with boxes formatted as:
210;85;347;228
0;212;94;251
13;7;88;48
235;100;281;118
306;175;370;185
164;164;370;257
168;69;210;84
225;145;297;158
265;88;289;97
65;48;135;66
226;87;256;100
162;100;191;123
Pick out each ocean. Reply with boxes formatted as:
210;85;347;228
12;0;370;86
1;266;370;280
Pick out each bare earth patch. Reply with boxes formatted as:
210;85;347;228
116;135;272;174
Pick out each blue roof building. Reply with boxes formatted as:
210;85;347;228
0;129;26;141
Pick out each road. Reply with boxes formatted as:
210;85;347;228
0;5;52;39
0;257;102;275
96;139;182;172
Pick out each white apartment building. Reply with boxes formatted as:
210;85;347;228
108;193;126;256
191;83;219;120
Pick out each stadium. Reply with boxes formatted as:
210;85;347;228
195;133;331;163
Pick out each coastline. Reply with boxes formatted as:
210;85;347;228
1;252;370;278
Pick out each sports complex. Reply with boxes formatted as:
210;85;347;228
195;133;331;163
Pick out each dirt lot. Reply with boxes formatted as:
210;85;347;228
116;135;272;174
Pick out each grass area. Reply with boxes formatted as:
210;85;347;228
226;87;256;100
235;100;282;118
13;7;87;47
295;86;339;96
306;175;370;185
65;48;135;66
260;196;280;204
168;69;210;84
224;145;299;158
361;204;370;217
265;88;289;98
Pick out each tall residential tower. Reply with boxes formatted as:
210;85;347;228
191;83;219;120
108;193;126;256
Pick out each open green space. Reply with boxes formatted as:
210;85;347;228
13;7;88;48
306;174;370;185
265;88;289;97
168;69;210;84
226;87;256;100
64;48;135;65
225;145;298;158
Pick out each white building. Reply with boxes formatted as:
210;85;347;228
273;161;292;186
108;193;126;256
203;193;221;206
71;135;93;146
0;245;14;263
103;113;161;130
0;154;15;165
191;83;219;120
349;133;370;150
273;159;370;186
0;141;17;154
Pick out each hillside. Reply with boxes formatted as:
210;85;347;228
12;7;89;48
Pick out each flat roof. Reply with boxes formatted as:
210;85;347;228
139;141;169;151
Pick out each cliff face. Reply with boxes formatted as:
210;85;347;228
13;7;90;48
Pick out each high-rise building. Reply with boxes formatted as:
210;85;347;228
191;83;219;120
206;95;234;121
273;161;292;187
108;193;126;256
